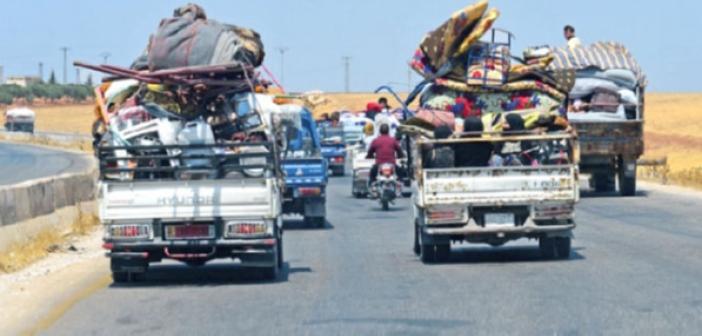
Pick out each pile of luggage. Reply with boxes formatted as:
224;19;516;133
406;0;574;135
80;4;277;180
549;42;646;121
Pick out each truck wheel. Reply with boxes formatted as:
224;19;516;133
381;200;390;211
304;216;325;228
593;172;616;193
539;237;557;259
112;271;129;284
555;237;572;260
619;161;637;197
413;222;421;256
262;238;282;281
111;258;147;283
420;244;437;264
434;244;451;263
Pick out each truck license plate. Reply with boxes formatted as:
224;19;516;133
485;213;515;227
165;225;215;240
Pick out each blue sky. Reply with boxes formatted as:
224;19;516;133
0;0;699;92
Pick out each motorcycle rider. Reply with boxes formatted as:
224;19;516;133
366;124;404;184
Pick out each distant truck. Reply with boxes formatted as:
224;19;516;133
4;108;35;133
280;106;328;227
552;42;646;196
411;131;579;263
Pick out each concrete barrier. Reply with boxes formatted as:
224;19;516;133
0;137;97;254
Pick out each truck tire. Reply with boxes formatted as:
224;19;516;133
434;244;451;263
413;222;421;256
111;258;147;283
539;237;557;259
112;271;129;284
555;237;572;260
304;216;325;228
593;172;616;193
420;244;437;264
619;161;637;197
262;238;282;281
381;200;390;211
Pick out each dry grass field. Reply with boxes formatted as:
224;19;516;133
4;93;701;188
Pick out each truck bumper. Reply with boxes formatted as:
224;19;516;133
424;221;576;236
283;196;326;217
105;238;278;267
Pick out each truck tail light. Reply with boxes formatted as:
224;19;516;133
298;187;322;197
332;157;345;163
534;203;574;219
426;207;467;224
225;221;271;238
107;224;152;240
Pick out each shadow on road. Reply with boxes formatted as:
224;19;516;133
580;189;649;199
283;219;335;231
108;262;313;288
437;246;586;265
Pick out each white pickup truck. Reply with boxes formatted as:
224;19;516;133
411;131;579;263
98;140;284;282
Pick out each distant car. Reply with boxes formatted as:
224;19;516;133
4;108;35;133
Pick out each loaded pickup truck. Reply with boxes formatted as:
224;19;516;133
411;131;579;263
280;106;328;227
98;139;284;282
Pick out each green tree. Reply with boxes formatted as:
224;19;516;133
48;70;57;85
85;74;94;87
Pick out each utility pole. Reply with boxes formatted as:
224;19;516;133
75;67;81;84
100;52;111;64
60;47;69;84
342;56;351;93
407;67;412;93
38;62;44;82
276;47;289;88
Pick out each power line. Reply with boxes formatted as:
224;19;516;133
342;56;351;93
60;47;69;84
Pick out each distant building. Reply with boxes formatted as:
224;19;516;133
6;76;41;87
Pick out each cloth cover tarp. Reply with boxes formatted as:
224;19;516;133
549;42;646;87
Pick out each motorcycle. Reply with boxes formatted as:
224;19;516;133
369;163;402;211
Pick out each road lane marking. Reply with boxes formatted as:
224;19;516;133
23;274;111;336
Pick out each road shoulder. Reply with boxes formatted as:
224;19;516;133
0;229;109;335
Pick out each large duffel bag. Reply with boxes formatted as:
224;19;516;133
145;4;265;70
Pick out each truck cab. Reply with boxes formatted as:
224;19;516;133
281;106;328;227
411;130;579;263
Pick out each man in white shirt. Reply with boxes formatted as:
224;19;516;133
564;25;582;48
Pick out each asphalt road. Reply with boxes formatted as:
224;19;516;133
45;178;702;335
0;142;91;186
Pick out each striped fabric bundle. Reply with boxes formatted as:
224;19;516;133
549;42;647;86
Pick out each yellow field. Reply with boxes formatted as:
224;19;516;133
7;93;702;188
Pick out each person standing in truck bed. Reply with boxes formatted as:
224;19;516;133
564;25;582;48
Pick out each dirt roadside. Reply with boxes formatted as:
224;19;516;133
0;228;109;335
